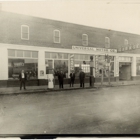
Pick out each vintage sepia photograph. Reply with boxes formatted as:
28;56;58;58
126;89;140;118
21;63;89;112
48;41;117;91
0;0;140;137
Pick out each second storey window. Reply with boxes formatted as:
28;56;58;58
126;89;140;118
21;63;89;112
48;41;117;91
82;34;88;46
21;25;29;40
105;37;110;48
54;30;60;43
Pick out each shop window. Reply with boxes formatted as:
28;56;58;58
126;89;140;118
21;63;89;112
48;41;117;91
32;51;38;58
82;34;88;46
21;25;29;40
54;60;68;76
8;58;38;80
54;30;60;43
8;49;15;57
17;50;23;57
45;52;51;58
105;37;110;48
24;51;31;58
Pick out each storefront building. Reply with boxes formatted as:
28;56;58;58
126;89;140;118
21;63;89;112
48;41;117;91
1;11;140;87
0;43;139;87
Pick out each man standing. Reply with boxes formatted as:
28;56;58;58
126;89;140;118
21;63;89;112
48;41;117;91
79;69;85;88
70;70;75;87
58;70;65;89
19;70;27;90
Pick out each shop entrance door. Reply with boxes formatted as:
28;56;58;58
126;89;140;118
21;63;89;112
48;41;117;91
119;63;131;81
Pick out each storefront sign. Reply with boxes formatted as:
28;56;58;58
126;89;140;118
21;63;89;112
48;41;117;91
14;62;24;67
72;46;117;53
81;64;90;73
119;56;132;62
40;70;44;76
70;54;74;71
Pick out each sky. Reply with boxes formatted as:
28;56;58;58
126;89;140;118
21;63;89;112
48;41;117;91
1;0;140;35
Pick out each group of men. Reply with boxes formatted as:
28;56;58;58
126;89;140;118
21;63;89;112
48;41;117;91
19;69;95;90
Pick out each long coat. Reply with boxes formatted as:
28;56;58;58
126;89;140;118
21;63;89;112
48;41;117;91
70;73;75;80
79;71;85;82
58;72;65;82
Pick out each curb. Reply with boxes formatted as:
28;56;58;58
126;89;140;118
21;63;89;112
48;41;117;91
0;83;139;95
0;86;97;95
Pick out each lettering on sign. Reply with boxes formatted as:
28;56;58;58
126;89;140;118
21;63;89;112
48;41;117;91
72;46;117;53
70;54;74;71
13;62;24;67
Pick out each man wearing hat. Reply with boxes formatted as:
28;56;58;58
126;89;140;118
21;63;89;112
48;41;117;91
79;69;85;88
69;70;75;87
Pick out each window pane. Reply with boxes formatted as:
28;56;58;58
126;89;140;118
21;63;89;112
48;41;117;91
74;54;80;60
58;53;63;59
55;37;60;43
82;34;88;40
80;54;85;60
8;50;15;57
64;53;68;59
45;52;51;58
52;53;58;59
22;33;28;39
55;31;60;37
17;50;23;57
22;26;28;33
32;51;38;58
24;51;31;57
85;55;89;60
54;60;68;77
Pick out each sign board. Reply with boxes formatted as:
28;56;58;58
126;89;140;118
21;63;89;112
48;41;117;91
70;54;74;71
72;46;117;53
40;70;44;76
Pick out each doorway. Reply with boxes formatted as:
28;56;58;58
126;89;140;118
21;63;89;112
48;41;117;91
119;62;131;81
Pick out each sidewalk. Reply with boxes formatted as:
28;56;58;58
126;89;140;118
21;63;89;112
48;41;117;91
0;80;140;95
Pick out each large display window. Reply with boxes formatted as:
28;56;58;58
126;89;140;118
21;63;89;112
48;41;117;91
74;54;90;77
45;52;68;77
95;55;114;78
8;49;38;80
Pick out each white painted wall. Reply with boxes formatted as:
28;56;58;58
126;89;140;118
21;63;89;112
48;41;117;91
38;50;46;79
131;56;136;77
114;56;119;77
0;47;8;80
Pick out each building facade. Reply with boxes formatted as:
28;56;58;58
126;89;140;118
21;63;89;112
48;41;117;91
0;11;140;87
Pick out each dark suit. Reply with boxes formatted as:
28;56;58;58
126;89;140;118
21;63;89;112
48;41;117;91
58;72;65;88
79;71;85;88
70;72;75;87
19;72;27;90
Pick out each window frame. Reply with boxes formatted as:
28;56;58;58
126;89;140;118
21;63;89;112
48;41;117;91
82;34;88;46
105;37;110;48
54;30;60;43
21;25;29;40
